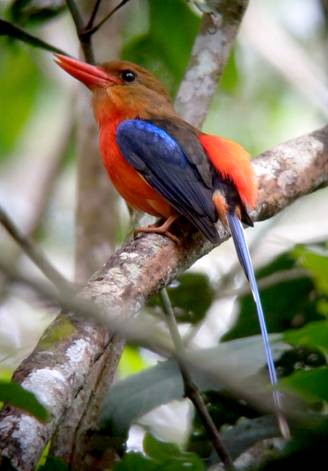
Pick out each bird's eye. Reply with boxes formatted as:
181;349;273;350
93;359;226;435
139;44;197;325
121;70;136;83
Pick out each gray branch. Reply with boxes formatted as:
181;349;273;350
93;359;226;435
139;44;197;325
0;124;328;470
176;0;249;127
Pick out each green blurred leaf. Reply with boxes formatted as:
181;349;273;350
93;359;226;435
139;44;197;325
144;434;204;470
218;416;278;462
284;321;328;353
0;368;12;381
10;0;66;26
275;345;326;379
294;245;328;295
99;335;287;436
280;367;328;403
38;456;69;471
113;452;160;471
223;252;323;342
0;44;43;157
119;346;150;378
0;380;48;420
122;0;200;95
114;418;279;469
149;272;215;324
256;417;328;470
168;273;215;324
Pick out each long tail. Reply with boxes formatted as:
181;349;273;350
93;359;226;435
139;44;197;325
227;212;290;438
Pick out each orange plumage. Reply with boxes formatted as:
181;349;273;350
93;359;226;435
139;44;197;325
199;133;257;209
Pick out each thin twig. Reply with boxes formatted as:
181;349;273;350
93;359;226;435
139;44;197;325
0;107;74;302
82;0;131;37
160;289;235;470
0;18;69;55
65;0;84;31
65;0;95;63
85;0;103;30
0;206;73;294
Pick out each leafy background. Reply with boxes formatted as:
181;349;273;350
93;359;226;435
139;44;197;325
0;0;328;469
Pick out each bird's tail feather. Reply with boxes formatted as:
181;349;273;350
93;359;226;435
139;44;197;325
227;212;290;438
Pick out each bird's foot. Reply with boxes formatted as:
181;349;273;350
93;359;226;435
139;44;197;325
134;215;180;244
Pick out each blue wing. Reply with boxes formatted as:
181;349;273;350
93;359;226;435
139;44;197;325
116;119;219;242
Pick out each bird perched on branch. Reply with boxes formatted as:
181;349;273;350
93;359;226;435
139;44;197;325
55;54;288;437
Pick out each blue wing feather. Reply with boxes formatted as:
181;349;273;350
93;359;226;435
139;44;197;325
116;119;219;242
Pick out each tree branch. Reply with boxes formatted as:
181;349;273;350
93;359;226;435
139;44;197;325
65;0;95;63
82;0;132;37
0;125;327;469
176;0;249;127
85;0;103;30
0;18;68;55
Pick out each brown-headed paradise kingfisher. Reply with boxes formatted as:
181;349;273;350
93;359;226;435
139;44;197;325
55;54;289;437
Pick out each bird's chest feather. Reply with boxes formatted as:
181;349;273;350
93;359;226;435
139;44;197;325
99;122;173;217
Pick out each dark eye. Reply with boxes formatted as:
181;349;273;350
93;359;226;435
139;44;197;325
121;70;136;83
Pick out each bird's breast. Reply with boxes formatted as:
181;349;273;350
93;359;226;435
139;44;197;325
99;122;174;218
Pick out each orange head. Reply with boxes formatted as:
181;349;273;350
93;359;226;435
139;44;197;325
55;55;175;124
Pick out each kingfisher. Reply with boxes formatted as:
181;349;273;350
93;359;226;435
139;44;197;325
55;54;288;437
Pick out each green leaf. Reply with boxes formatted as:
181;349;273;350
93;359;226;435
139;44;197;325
122;0;200;96
0;380;48;421
113;452;159;471
38;456;69;471
10;0;66;26
274;345;326;379
99;335;287;436
294;245;328;295
284;321;328;353
168;273;215;324
144;434;204;470
280;367;328;403
0;43;44;157
119;345;150;378
221;416;279;460
149;272;215;324
223;252;323;342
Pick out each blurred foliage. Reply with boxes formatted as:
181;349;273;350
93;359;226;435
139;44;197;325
0;42;44;158
188;390;258;459
38;456;69;471
294;244;328;295
275;344;327;378
119;345;150;378
113;433;204;471
281;366;328;403
9;0;66;27
254;418;328;471
149;272;215;324
223;251;325;341
284;321;328;353
99;335;287;438
0;380;48;420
